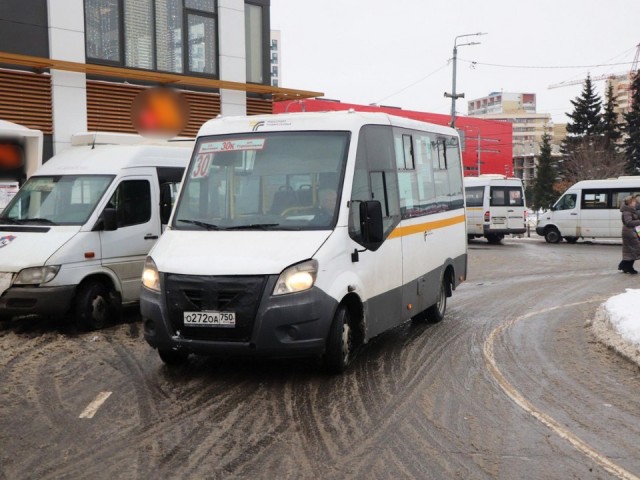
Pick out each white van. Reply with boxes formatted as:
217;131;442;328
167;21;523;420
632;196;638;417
464;175;527;243
140;111;468;372
536;176;640;243
0;133;192;329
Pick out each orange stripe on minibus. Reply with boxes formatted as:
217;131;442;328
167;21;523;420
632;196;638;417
388;214;465;239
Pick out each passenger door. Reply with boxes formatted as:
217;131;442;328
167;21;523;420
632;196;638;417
100;175;160;302
552;193;579;237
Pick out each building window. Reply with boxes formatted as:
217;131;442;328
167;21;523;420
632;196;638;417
85;0;218;77
245;3;264;83
85;0;121;63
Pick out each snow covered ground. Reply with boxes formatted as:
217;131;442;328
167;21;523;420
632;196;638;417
592;289;640;367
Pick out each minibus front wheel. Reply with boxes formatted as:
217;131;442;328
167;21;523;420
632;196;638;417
544;227;561;244
324;305;353;374
74;279;117;331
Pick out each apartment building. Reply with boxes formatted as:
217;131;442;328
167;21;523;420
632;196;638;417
468;92;558;188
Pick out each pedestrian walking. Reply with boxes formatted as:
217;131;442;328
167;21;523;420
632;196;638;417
618;195;640;274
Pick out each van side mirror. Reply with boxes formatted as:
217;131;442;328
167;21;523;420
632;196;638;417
360;200;383;248
101;207;118;231
550;205;556;211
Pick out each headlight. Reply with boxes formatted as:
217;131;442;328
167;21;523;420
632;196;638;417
273;259;318;296
141;256;160;292
14;265;60;285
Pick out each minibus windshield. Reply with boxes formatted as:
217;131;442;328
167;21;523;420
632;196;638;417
173;131;350;231
0;175;114;226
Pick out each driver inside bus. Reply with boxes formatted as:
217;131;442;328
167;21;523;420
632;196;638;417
310;188;337;226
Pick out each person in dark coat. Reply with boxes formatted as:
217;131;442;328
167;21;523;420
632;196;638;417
618;195;640;274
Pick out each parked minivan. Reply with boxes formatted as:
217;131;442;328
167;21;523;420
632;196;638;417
140;111;468;372
0;133;192;329
464;175;527;243
536;176;640;243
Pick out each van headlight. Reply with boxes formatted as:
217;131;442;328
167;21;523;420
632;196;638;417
141;257;161;292
273;260;318;296
14;265;60;285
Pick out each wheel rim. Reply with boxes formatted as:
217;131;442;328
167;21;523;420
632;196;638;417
341;320;352;365
90;294;108;325
436;282;446;316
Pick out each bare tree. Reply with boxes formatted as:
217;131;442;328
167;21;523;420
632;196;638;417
561;137;625;184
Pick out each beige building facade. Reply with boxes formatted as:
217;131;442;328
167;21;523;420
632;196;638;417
468;92;564;189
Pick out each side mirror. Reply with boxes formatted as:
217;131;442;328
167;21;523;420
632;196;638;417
360;200;383;248
550;205;556;211
101;207;118;231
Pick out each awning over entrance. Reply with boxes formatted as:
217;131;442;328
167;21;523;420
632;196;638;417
0;51;323;102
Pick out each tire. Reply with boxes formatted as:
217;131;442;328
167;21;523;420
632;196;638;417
425;276;447;323
564;236;579;244
74;280;113;331
158;349;189;366
486;234;503;245
324;305;353;374
544;228;561;244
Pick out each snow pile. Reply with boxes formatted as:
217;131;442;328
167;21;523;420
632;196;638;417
591;289;640;366
603;289;640;346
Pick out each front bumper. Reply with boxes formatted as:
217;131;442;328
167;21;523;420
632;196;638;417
141;273;338;359
0;285;76;318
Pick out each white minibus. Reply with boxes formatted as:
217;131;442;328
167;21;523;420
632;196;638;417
140;111;467;372
0;133;192;329
464;175;527;244
536;176;640;243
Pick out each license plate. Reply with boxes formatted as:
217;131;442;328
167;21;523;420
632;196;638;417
492;217;505;224
0;272;12;296
183;311;236;327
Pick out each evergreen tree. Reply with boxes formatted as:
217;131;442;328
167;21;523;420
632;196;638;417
532;131;558;210
602;81;622;151
566;74;603;136
624;72;640;174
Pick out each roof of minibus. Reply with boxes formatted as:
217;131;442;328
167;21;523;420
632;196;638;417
463;175;523;187
34;142;193;176
196;110;458;137
567;176;640;190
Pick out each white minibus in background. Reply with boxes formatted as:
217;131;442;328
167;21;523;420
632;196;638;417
0;133;192;330
140;111;467;373
536;176;640;243
464;175;527;244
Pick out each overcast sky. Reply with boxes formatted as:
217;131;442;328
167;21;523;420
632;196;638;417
270;0;640;124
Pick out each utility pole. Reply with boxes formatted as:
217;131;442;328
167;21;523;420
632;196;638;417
444;32;487;129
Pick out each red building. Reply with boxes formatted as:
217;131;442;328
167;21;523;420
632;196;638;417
274;99;513;177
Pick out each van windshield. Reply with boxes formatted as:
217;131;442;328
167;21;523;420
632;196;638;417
173;131;350;230
0;175;114;226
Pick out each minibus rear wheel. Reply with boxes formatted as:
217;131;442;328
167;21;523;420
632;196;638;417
324;305;352;374
425;277;447;323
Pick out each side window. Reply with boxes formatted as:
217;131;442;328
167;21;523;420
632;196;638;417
159;182;180;224
555;193;577;210
349;125;401;243
582;190;609;209
108;179;151;227
465;186;484;207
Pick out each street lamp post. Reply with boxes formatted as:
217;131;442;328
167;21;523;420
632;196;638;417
444;32;487;129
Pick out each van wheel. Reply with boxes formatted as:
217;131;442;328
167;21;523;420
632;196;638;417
324;305;352;374
158;349;189;366
564;236;578;244
425;277;447;323
544;228;561;244
486;234;503;245
74;280;113;331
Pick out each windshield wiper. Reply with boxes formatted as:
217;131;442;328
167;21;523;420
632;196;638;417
20;218;58;226
178;219;221;230
222;223;281;230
